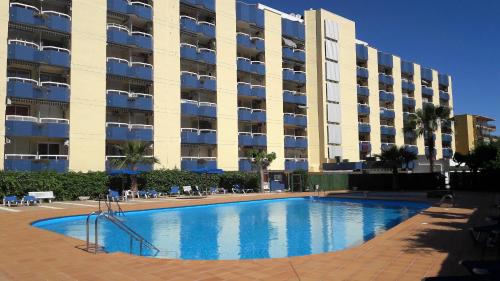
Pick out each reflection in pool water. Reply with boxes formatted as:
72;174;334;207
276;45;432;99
33;197;428;260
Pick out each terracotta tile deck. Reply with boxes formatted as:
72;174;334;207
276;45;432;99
0;191;498;280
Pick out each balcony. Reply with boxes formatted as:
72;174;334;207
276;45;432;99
180;43;216;65
403;96;416;107
439;90;450;101
181;100;217;118
378;52;393;68
284;135;307;149
9;3;71;33
356;66;369;79
404;145;418;155
283;90;306;105
359;141;372;153
442;133;453;143
181;128;216;145
4;154;68;172
238;132;267;147
106;57;153;81
106;90;153;111
358;123;371;134
379;73;394;85
238;108;266;122
283;68;306;84
106;156;152;172
181;72;216;92
425;146;437;157
181;157;217;171
237;58;265;75
381;143;396;151
181;0;215;12
443;148;453;158
421;68;433;82
402;80;415;91
5;116;69;138
238;158;253;172
422;86;434;96
236;1;264;28
180;16;215;39
284;113;307;127
282;47;305;63
107;0;153;21
8;40;70;68
237;33;265;52
380;125;396;136
438;74;449;87
107;24;153;50
401;61;414;75
237;83;266;99
285;158;308;171
7;77;70;103
282;19;305;41
357;85;369;97
106;122;153;141
379;90;394;102
357;104;370;116
380;108;395;119
356;44;368;61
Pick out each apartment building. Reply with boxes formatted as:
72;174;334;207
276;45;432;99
0;0;454;174
454;114;496;155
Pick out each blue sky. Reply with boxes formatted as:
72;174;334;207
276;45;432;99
248;0;500;133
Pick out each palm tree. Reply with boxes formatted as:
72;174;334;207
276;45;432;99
109;141;159;192
403;104;451;173
375;146;402;190
247;149;276;193
399;146;418;171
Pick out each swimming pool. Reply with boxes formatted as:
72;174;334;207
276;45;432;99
33;197;429;260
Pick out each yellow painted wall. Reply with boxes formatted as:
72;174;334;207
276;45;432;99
392;56;405;147
215;0;238;171
0;0;8;169
413;64;425;153
367;46;381;155
264;9;284;170
69;1;107;171
432;70;443;159
154;0;181;169
304;10;321;172
454;115;474;154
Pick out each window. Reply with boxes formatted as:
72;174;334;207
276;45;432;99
6;105;29;116
38;143;60;155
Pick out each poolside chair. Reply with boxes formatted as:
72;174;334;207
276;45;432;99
182;186;192;196
3;195;21;207
147;190;159;198
22;195;39;206
232;184;253;194
206;186;225;195
138;190;149;198
168;186;180;197
460;260;500;278
192;186;202;196
107;189;123;202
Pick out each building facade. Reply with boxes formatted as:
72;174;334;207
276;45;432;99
454;114;496;155
1;0;454;173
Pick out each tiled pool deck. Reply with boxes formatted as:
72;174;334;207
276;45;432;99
0;191;498;280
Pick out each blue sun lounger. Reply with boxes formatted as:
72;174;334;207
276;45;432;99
22;195;39;206
3;195;21;207
169;186;180;197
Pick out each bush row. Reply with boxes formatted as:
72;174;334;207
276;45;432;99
0;170;259;201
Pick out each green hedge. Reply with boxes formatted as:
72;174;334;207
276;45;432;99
307;173;349;191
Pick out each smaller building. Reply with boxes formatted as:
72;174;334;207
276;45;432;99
454;114;497;154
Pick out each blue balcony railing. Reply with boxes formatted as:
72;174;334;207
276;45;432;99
5;116;69;138
106;57;153;80
425;146;437;157
237;58;265;75
107;0;152;21
439;90;450;101
422;86;434;96
402;80;415;91
9;3;71;33
238;108;266;123
380;125;396;136
404;145;418;155
181;129;216;145
106;157;152;172
238;158;253;172
358;123;371;134
180;43;216;65
106;123;153;141
7;78;70;103
443;148;453;158
106;90;153;111
403;96;416;107
237;83;266;99
442;133;453;143
379;73;394;85
285;159;308;171
236;1;264;28
438;73;449;87
401;61;414;75
238;133;267;147
107;25;153;50
282;18;305;41
284;113;307;127
4;155;68;172
181;157;217;171
359;141;372;153
357;104;370;115
181;100;217;118
356;67;369;79
282;47;305;63
284;136;308;149
381;143;396;151
379;91;394;102
181;72;216;92
283;90;306;105
237;33;265;52
421;67;433;82
380;108;395;119
180;16;216;38
378;52;393;68
8;40;70;68
283;69;306;84
181;0;215;12
356;44;368;61
357;85;369;97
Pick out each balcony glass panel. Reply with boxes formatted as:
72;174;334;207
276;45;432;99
285;159;308;171
422;86;434;96
439;90;450;101
379;91;394;102
380;125;396;136
356;44;368;61
357;85;369;97
357;104;370;115
106;123;153;141
106;90;153;111
377;52;393;68
402;80;415;91
5;116;69;138
358;123;371;133
378;73;394;85
421;67;433;81
181;0;216;12
10;3;71;33
284;114;307;127
181;158;217;171
403;96;416;107
236;1;264;28
7;78;70;102
356;67;369;79
281;19;305;41
380;108;395;119
5;155;68;172
401;61;414;75
438;74;449;87
238;158;253;171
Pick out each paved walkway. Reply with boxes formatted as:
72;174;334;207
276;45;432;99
0;192;498;280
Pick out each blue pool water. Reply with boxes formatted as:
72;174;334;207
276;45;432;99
33;197;429;260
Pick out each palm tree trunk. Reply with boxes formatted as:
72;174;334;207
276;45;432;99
131;175;138;193
260;168;265;193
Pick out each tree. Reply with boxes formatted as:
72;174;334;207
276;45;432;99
403;104;451;173
109;141;159;192
247;149;276;193
399;146;418;171
375;146;402;175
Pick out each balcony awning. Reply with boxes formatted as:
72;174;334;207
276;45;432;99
282;37;297;48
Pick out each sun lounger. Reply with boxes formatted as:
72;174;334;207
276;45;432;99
22;195;39;206
28;191;55;203
232;184;253;194
460;260;500;277
206;186;226;195
182;186;192;196
169;186;180;197
147;190;159;198
107;189;123;202
138;190;149;198
3;196;21;207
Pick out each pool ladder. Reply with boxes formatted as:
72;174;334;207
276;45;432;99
85;198;159;256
